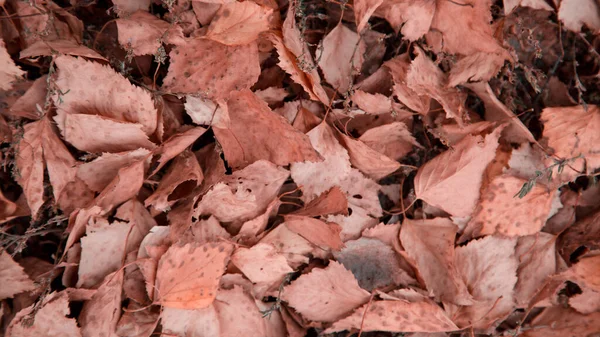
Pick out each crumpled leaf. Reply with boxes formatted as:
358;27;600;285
53;55;157;135
205;1;272;45
384;54;430;114
0;251;36;300
213;89;320;169
116;10;184;56
318;22;365;93
195;160;289;231
155;242;233;309
407;48;466;124
414;128;502;217
6;291;81;337
400;218;473;305
162;39;260;98
375;0;436;41
282;261;370;322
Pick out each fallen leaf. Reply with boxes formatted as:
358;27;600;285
115;304;159;337
112;0;151;15
204;1;272;45
291;186;348;217
336;131;402;180
19;40;106;60
503;0;552;14
334;237;415;291
452;235;518;329
214;286;269;336
518;306;600;337
282;261;370;322
79;270;124;337
359;122;420;160
53;55;157;135
463;174;559;238
155;242;233;309
93;159;146;211
400;218;473;305
353;0;384;32
407;48;466;124
116;10;184;56
384;54;430;114
283;214;344;251
195;160;289;230
326;297;458;333
150;126;207;176
9;75;46;120
558;0;600;33
6;291;81;337
351;90;392;114
162;39;260;98
448;52;507;87
318;22;365;93
161;306;220;337
375;0;436;41
77;149;151;192
0;39;25;90
414;128;502;217
514;233;557;307
0;251;36;300
231;243;293;294
145;150;203;212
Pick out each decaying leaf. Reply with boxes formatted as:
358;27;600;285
204;1;272;45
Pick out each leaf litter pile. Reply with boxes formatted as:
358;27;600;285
1;0;600;336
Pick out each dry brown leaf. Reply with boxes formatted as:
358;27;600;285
451;236;518;329
464;174;559;238
337;131;402;180
290;122;382;217
428;0;507;56
514;233;557;307
0;251;36;300
19;40;106;60
414;128;502;217
77;149;151;192
93;159;146;211
465;82;535;143
155;242;233;309
384;54;430;114
518;306;600;337
9;75;46;120
145;150;203;212
195;160;288;230
503;0;552;14
112;0;151;15
116;10;184;56
231;243;293;292
333;237;415;291
566;254;600;292
558;0;600;33
325;298;458;333
542;105;600;176
115;304;159;337
318;22;364;93
55;111;156;153
162;39;260;98
400;218;473;305
351;90;392;114
150;126;207;176
54;55;157;135
79;271;124;337
1;39;26;90
359;122;420;160
213;89;320;169
354;0;384;32
282;261;370;322
292;106;322;133
375;0;436;41
6;291;81;337
259;223;313;268
161;306;220;337
283;214;344;251
448;52;507;87
291;186;348;217
205;1;272;45
184;96;219;125
407;48;466;124
557;210;600;262
214;286;272;336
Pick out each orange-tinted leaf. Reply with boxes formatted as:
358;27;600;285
359;122;420;160
514;233;557;307
116;11;184;56
20;39;106;60
518;306;600;337
77;149;151;192
318;22;364;93
0;38;25;90
79;271;124;337
292;186;348;217
155;242;233;309
284;215;344;251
